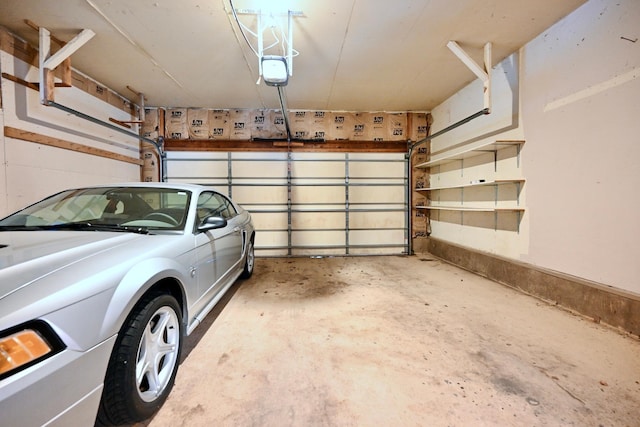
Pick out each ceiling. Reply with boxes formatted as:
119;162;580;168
0;0;586;112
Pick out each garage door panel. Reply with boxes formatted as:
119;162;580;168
250;211;289;229
349;155;405;178
290;161;345;178
168;160;229;177
166;151;407;255
233;186;288;205
350;229;405;245
350;186;405;204
168;152;228;160
349;164;405;178
292;230;345;247
291;186;345;204
232;161;287;178
257;230;288;247
292;211;346;229
350;211;405;228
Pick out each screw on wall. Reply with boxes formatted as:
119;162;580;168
620;36;638;43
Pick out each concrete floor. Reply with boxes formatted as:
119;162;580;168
140;255;639;427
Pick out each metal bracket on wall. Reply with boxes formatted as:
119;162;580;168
110;86;147;127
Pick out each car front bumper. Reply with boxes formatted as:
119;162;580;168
0;334;116;427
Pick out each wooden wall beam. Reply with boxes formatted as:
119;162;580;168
4;126;143;166
1;72;39;91
163;139;408;153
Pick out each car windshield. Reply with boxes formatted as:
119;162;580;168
0;187;191;232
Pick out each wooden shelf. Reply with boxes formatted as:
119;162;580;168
415;140;524;168
415;179;525;192
415;205;525;213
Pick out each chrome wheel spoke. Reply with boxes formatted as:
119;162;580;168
136;307;180;401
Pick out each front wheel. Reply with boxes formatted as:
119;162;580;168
97;293;183;426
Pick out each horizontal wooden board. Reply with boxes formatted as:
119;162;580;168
4;126;143;166
163;139;408;153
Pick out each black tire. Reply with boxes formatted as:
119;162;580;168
240;236;255;279
97;293;183;426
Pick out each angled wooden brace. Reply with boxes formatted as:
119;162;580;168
39;27;95;105
447;41;492;112
25;19;73;87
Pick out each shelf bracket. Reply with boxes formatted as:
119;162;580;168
39;27;95;105
447;41;492;112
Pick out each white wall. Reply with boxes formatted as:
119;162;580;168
0;42;142;215
520;0;639;293
428;0;640;293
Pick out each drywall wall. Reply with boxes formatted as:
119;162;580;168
427;0;639;294
519;0;639;293
0;32;141;216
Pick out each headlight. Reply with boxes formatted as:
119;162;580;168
0;321;65;380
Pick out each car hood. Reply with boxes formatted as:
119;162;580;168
0;231;147;300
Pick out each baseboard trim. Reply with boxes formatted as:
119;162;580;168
424;238;640;337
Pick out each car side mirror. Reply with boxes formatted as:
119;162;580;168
197;215;227;231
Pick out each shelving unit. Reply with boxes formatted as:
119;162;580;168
415;140;524;169
412;139;525;231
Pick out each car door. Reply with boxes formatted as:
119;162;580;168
192;192;243;312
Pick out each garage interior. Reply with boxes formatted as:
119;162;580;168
0;0;638;425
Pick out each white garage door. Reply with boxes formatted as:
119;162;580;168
166;151;408;256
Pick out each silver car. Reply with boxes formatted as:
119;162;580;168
0;183;255;426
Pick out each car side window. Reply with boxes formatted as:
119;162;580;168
196;192;237;222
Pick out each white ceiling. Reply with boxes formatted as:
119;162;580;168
0;0;586;111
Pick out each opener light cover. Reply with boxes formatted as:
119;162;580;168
262;55;289;86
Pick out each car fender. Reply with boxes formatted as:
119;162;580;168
100;257;193;340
